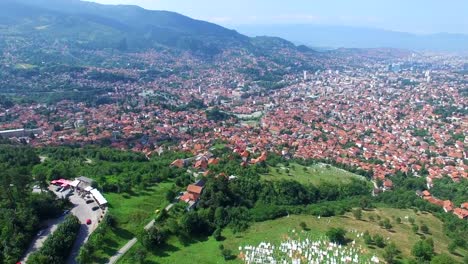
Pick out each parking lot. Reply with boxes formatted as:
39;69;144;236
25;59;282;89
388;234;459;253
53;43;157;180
20;185;105;264
66;190;105;264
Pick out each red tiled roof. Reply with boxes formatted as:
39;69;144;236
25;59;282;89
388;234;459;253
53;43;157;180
187;184;203;194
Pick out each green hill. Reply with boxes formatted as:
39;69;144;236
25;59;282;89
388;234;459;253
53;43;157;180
0;0;304;57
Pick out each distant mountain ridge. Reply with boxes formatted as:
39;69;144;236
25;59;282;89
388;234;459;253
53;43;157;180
236;24;468;52
0;0;256;56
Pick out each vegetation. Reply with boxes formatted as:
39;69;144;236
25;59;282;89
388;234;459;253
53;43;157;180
262;162;368;186
0;143;65;263
28;215;81;264
1;143;465;263
120;208;462;263
78;183;173;262
326;227;347;245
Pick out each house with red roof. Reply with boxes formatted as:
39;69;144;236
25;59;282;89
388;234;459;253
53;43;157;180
443;200;454;212
179;183;205;210
453;208;468;219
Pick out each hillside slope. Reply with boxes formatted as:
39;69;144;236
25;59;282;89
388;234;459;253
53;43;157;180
0;0;251;56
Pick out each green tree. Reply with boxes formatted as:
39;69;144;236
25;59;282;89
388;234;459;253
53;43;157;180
430;253;456;264
139;226;167;250
412;239;435;262
359;197;372;209
352;208;362;220
214;207;225;228
299;222;307;230
447;241;457;254
374;234;385;248
382;218;393;229
132;248;147;264
213;228;222;241
363;231;373;245
326;227;347;245
221;248;235;260
165;189;177;202
383;242;399;264
420;224;429;234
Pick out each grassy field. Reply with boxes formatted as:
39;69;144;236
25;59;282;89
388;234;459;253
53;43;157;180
91;182;172;262
118;207;465;263
262;162;367;186
14;63;36;69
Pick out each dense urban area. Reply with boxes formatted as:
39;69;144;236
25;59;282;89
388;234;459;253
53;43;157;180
0;1;467;264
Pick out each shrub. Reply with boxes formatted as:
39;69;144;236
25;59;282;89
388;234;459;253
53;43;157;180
326;227;347;245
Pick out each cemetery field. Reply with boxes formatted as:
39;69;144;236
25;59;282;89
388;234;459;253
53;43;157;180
118;207;464;263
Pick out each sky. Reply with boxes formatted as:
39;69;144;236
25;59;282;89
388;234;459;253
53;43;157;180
86;0;468;34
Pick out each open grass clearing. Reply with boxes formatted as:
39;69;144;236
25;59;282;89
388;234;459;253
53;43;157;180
262;162;367;186
15;63;37;69
90;182;172;262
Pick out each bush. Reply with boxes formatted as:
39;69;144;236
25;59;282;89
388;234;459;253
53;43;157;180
352;208;362;220
430;254;456;264
326;227;347;245
221;248;235;260
383;242;399;264
420;224;429;234
412;239;434;262
299;222;307;230
213;228;222;241
363;231;373;245
374;234;385;248
139;226;168;250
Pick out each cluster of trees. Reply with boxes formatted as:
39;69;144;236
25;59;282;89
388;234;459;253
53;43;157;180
33;146;189;194
87;70;136;83
205;107;233;122
138;152;372;253
0;143;65;263
430;177;468;206
28;215;81;264
0;96;14;108
375;172;468;260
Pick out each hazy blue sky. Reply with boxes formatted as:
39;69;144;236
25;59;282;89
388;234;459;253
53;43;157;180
86;0;468;34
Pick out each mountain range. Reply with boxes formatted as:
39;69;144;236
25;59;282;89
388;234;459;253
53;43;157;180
0;0;310;57
236;24;468;52
2;0;460;60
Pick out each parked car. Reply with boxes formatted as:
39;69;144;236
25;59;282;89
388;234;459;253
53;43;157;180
37;230;44;236
91;206;100;211
86;219;92;225
86;200;94;204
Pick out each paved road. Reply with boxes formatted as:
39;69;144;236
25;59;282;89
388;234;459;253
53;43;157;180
66;191;104;264
107;203;174;264
20;216;66;263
